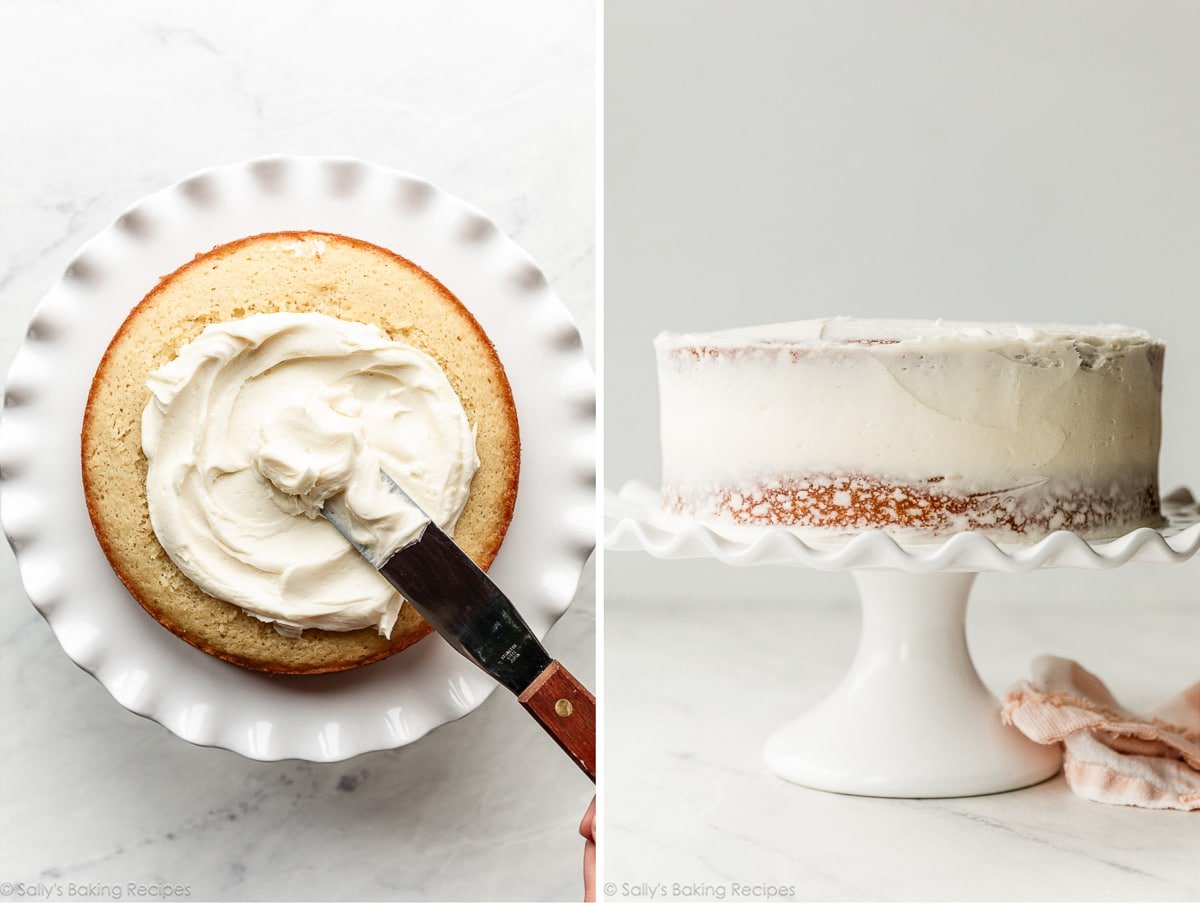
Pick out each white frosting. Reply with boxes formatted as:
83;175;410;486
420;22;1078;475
656;318;1163;533
142;312;479;635
251;385;434;558
672;317;1156;345
667;317;1155;351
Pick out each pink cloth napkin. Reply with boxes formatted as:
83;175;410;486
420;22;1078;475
1003;656;1200;811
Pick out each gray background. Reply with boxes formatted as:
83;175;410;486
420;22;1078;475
607;0;1200;608
0;2;593;901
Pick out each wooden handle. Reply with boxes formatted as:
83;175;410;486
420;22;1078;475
517;660;596;782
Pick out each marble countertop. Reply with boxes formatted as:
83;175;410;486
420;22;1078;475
0;2;594;901
604;585;1200;902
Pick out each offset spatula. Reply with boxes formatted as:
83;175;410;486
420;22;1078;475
322;474;595;781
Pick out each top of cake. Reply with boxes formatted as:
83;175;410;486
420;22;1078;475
658;317;1156;353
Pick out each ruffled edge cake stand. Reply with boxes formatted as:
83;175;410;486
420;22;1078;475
606;481;1200;798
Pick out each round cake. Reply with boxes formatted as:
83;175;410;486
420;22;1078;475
656;318;1164;539
82;231;520;673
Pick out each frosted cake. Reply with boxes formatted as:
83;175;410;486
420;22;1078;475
655;318;1164;539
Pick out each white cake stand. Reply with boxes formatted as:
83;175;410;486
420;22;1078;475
606;482;1200;798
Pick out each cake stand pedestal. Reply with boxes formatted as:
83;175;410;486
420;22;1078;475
606;483;1200;798
764;570;1057;796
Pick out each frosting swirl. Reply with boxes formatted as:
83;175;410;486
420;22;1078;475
141;312;479;635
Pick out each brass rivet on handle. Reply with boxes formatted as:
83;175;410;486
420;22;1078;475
555;698;574;717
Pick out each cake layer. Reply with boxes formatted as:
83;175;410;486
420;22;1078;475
664;475;1161;539
83;231;520;673
656;318;1165;538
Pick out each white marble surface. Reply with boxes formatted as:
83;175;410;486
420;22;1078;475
0;2;594;901
604;579;1200;902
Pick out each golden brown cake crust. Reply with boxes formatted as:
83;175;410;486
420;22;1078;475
82;231;520;674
